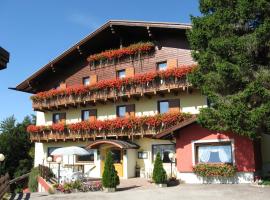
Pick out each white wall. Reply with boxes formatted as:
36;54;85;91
177;172;254;184
36;90;207;126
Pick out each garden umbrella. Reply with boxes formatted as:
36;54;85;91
51;146;90;171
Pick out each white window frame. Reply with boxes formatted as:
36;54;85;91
191;138;236;166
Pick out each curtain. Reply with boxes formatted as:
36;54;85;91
218;146;232;163
198;145;232;163
198;146;211;163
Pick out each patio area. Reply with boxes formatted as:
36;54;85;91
28;183;270;200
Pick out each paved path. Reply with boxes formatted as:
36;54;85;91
28;184;270;200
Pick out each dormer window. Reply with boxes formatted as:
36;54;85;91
83;76;90;86
157;61;167;71
117;69;126;79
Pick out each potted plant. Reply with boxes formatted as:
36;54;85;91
102;151;120;192
153;152;167;187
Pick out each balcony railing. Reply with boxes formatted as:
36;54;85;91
32;76;191;111
27;113;194;142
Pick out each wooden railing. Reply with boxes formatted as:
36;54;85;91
32;77;190;112
38;165;51;181
0;173;10;199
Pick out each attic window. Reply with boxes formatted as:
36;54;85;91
117;69;126;79
83;77;90;86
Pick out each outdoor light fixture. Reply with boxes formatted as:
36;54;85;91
0;153;5;176
56;157;62;183
169;152;175;178
0;154;5;162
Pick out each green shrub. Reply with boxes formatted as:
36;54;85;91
28;167;39;192
152;152;167;184
63;182;73;192
72;180;83;190
193;163;237;177
102;151;120;188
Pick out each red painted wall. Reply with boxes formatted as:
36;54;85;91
175;123;257;172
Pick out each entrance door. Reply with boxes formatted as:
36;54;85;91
101;148;123;177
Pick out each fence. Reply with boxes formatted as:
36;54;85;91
0;173;10;199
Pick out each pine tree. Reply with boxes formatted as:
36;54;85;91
187;0;270;138
152;152;167;184
102;151;120;188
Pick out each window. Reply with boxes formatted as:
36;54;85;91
196;143;233;164
52;113;66;124
83;77;90;86
138;152;148;159
110;149;122;164
158;101;169;114
117;105;126;118
77;148;95;162
117;69;126;79
152;144;175;163
47;147;62;162
157;61;167;71
81;110;90;121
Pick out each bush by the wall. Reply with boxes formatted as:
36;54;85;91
152;152;167;184
102;151;120;188
28;167;39;192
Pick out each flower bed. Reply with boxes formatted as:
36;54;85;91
31;65;196;103
193;163;237;177
87;42;155;63
27;112;192;135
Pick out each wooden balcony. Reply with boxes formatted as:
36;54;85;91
32;77;191;112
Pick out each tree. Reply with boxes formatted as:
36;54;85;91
187;0;270;138
0;115;34;191
102;151;120;188
152;153;167;184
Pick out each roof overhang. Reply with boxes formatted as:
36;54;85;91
86;139;140;149
14;20;191;94
154;116;197;139
0;47;9;70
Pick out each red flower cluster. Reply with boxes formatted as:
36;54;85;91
87;42;155;62
27;125;42;133
31;65;196;102
193;163;237;177
27;112;192;134
51;123;65;132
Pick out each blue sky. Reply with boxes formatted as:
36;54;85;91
0;0;200;123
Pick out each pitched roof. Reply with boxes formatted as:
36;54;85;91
154;116;197;139
13;20;191;93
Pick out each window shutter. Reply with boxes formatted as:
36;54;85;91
90;74;97;85
126;104;135;117
60;113;66;123
169;99;180;113
125;67;135;78
89;109;97;122
167;59;178;69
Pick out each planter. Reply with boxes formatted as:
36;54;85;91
104;187;116;192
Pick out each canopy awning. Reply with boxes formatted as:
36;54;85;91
154;116;197;139
86;139;140;149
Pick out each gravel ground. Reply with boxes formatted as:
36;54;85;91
29;183;270;200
